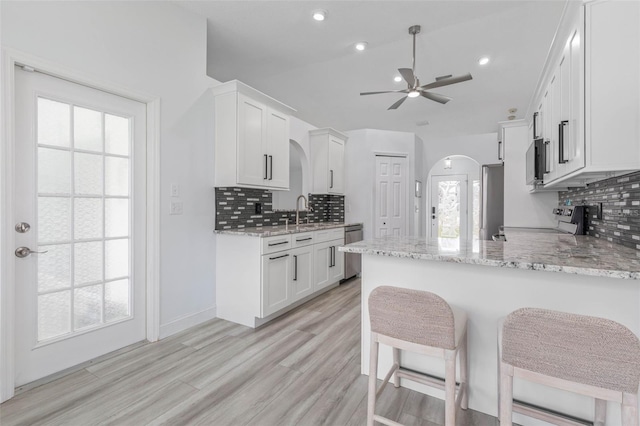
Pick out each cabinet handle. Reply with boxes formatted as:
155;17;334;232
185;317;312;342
328;246;332;268
558;120;568;164
333;246;336;267
268;241;288;247
330;170;333;189
269;155;273;180
544;140;551;173
264;154;268;179
533;112;539;138
269;253;290;260
293;255;297;281
498;141;503;161
296;237;312;242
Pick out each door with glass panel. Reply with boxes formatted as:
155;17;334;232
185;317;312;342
430;175;468;250
14;67;146;386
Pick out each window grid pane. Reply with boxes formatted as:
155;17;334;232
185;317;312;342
35;96;132;343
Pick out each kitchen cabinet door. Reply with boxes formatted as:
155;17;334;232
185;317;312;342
329;240;344;284
564;24;585;176
262;251;291;317
266;108;290;189
237;94;268;187
290;246;314;302
328;136;345;194
314;241;332;291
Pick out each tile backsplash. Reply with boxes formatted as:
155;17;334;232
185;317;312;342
215;187;344;230
558;171;640;249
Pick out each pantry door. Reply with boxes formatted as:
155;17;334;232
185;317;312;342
13;67;147;386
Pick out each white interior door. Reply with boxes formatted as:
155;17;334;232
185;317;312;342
430;175;468;250
374;156;408;237
14;67;147;386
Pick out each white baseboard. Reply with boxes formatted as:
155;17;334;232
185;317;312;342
159;305;217;339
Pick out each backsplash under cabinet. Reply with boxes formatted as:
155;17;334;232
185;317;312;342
215;187;344;230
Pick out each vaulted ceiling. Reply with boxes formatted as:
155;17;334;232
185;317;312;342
179;1;567;139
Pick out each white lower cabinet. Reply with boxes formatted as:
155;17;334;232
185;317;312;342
216;227;347;328
290;246;314;302
261;251;291;318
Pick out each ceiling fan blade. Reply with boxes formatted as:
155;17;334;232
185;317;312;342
420;91;452;104
420;73;473;90
398;68;416;87
388;96;408;110
360;90;409;96
435;74;452;81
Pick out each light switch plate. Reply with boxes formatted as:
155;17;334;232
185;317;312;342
170;183;179;197
169;201;183;215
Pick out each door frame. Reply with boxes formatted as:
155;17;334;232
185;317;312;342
372;152;411;237
0;48;161;402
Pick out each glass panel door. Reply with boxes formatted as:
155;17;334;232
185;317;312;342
430;175;468;251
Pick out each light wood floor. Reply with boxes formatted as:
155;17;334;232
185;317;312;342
1;279;500;426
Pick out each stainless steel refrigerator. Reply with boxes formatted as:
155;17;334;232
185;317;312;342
479;164;504;240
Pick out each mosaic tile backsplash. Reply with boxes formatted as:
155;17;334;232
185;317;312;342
558;171;640;250
215;187;345;230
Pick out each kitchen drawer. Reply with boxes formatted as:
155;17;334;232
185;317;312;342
262;235;292;255
291;232;314;248
314;227;344;243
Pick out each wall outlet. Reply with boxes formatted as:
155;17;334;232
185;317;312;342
170;183;180;197
169;201;183;215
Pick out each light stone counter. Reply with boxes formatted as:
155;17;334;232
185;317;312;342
214;222;362;238
344;232;640;424
339;231;640;280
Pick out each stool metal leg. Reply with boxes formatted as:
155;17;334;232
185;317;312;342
392;348;400;388
594;398;606;426
622;393;639;426
499;361;514;426
445;349;457;426
367;332;380;426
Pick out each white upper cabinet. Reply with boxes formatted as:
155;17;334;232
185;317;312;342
533;0;640;188
213;81;295;190
310;128;348;195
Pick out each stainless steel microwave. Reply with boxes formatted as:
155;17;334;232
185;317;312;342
526;138;546;185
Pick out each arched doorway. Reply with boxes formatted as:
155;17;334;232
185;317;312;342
426;156;480;249
271;139;310;210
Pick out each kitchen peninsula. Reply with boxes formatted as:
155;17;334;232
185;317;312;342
340;231;640;425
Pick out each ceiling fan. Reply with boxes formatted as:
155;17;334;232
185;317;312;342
360;25;473;110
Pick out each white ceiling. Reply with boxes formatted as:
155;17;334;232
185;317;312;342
179;1;567;139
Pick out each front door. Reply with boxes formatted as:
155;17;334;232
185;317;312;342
430;175;468;250
14;67;147;386
374;156;408;237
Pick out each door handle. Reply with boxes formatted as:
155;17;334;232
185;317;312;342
293;255;298;281
15;247;48;258
264;154;268;179
269;155;273;180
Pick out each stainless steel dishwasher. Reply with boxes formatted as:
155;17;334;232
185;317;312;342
342;224;363;282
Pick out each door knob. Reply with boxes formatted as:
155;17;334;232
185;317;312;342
15;247;48;258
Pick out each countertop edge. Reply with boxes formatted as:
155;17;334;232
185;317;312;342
215;222;362;237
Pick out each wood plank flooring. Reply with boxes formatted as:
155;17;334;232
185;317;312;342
0;279;501;426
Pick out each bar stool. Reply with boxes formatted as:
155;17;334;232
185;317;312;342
499;308;640;426
367;286;468;426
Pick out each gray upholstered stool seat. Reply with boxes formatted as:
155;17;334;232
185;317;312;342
367;286;468;426
499;308;640;426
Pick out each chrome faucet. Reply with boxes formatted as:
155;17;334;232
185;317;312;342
296;195;309;225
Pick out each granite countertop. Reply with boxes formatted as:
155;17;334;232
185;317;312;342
339;231;640;280
214;222;362;237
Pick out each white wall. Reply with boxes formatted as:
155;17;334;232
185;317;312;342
421;132;500;182
345;129;418;240
502;122;558;228
1;1;218;336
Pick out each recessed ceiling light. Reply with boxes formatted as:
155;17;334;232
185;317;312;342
312;10;326;21
394;76;403;82
355;42;368;51
478;56;490;65
407;90;420;98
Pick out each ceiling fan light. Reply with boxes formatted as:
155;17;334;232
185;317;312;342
312;10;326;21
355;42;368;51
407;90;420;98
394;76;403;82
478;56;490;65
